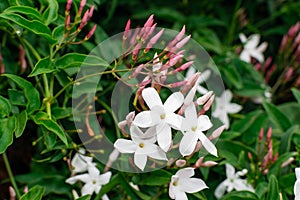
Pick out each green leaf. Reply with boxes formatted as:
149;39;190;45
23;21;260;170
15;110;27;138
55;53;109;70
291;88;300;103
266;175;280;200
8;89;27;106
3;74;40;114
32;112;68;146
0;12;56;44
221;64;243;89
20;185;45;200
29;57;56;77
0;116;16;153
221;191;259;200
77;195;91;200
0;95;11;118
4;6;42;21
42;0;58;25
132;169;172;186
262;101;292;131
279;125;298;154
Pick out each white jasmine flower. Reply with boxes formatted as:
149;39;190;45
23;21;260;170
71;148;95;174
212;90;242;129
295;168;300;200
214;164;254;199
180;104;217;157
169;167;208;200
239;33;268;63
114;125;167;171
66;166;112;197
133;87;184;151
185;67;211;95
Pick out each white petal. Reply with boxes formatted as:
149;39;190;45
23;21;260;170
142;87;163;109
133;111;160;128
166;113;184;130
175;167;195;178
98;171;112;185
81;182;95;196
180;178;208;193
250;50;264;63
179;131;198;156
156;123;172;152
102;194;110;200
134;153;147;171
239;33;247;43
226;103;242;114
147;145;168;161
246;34;260;49
66;174;90;184
184;104;198;123
294;180;300;198
185;67;196;79
184;85;197;106
296;168;300;179
197;115;213;131
224;90;233;103
164;92;184;113
114;139;136;153
257;42;268;53
225;164;235;178
197;132;218;157
214;181;228;199
71;154;89;173
196;85;209;95
88;165;100;178
130;126;156;143
233;179;254;192
94;185;102;194
169;184;176;199
174;190;188;200
198;70;211;83
239;50;250;63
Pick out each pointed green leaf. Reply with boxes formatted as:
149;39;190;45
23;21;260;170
20;185;45;200
4;6;42;21
29;57;56;77
0;116;16;153
8;89;27;106
42;0;58;25
32;112;68;146
77;195;91;200
0;13;56;44
221;64;243;89
0;96;11;118
221;191;259;200
3;74;40;114
266;175;280;200
291;88;300;104
262;101;292;131
15;110;27;138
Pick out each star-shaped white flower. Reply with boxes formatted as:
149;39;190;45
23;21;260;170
295;168;300;200
71;148;96;174
185;67;211;95
214;164;254;199
212;90;242;129
239;33;268;63
180;104;217;157
169;167;208;200
133;87;184;151
66;166;112;197
114;125;167;171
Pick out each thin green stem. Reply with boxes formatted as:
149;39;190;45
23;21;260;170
42;74;52;119
227;0;243;45
3;152;21;199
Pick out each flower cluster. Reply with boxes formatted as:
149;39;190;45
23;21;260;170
65;149;111;199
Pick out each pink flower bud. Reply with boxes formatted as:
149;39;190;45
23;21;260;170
143;14;154;27
78;10;89;30
280;35;288;52
169;61;193;74
23;186;28;193
130;28;140;45
88;5;94;19
130;64;145;78
66;0;72;14
78;0;86;16
202;160;218;167
195;157;204;168
281;157;294;168
254;63;261;71
284;67;294;80
132;43;142;61
208;125;225;140
196;91;213;105
0;53;4;74
263;168;269;175
123;19;131;40
259;128;264;141
19;45;26;74
288;22;300;38
176;35;191;49
65;14;71;30
108;149;120;163
203;94;215;112
266;127;272;142
167;25;186;49
248;152;253;160
175;159;186;167
167;80;187;88
85;24;97;40
9;186;16;200
144;29;164;52
181;72;200;94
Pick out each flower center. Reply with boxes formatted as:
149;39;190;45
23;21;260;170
160;113;166;119
139;143;144;148
229;178;234;183
191;126;197;132
173;181;178;186
92;180;97;184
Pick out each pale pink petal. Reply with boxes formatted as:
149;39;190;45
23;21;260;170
98;171;112;185
214;180;228;199
197;115;213;131
81;182;95;195
179;131;198;156
226;103;242;114
142;87;163;109
175;167;195;178
134;153;147;170
180;178;208;193
156;123;172;152
164;92;184;113
197;132;218;157
133;111;159;128
114;139;136;153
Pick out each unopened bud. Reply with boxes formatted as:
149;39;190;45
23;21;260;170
65;0;72;15
78;10;89;30
209;125;225;140
196;91;213;105
176;35;191;49
130;64;145;78
248;152;253;160
281;157;294;167
266;127;272;142
181;72;200;94
123;19;131;40
143;14;154;28
145;29;164;52
9;186;15;200
65;15;71;30
85;24;97;40
175;159;186;167
167;80;187;88
78;0;86;16
170;61;193;74
259;128;264;141
203;94;215;111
